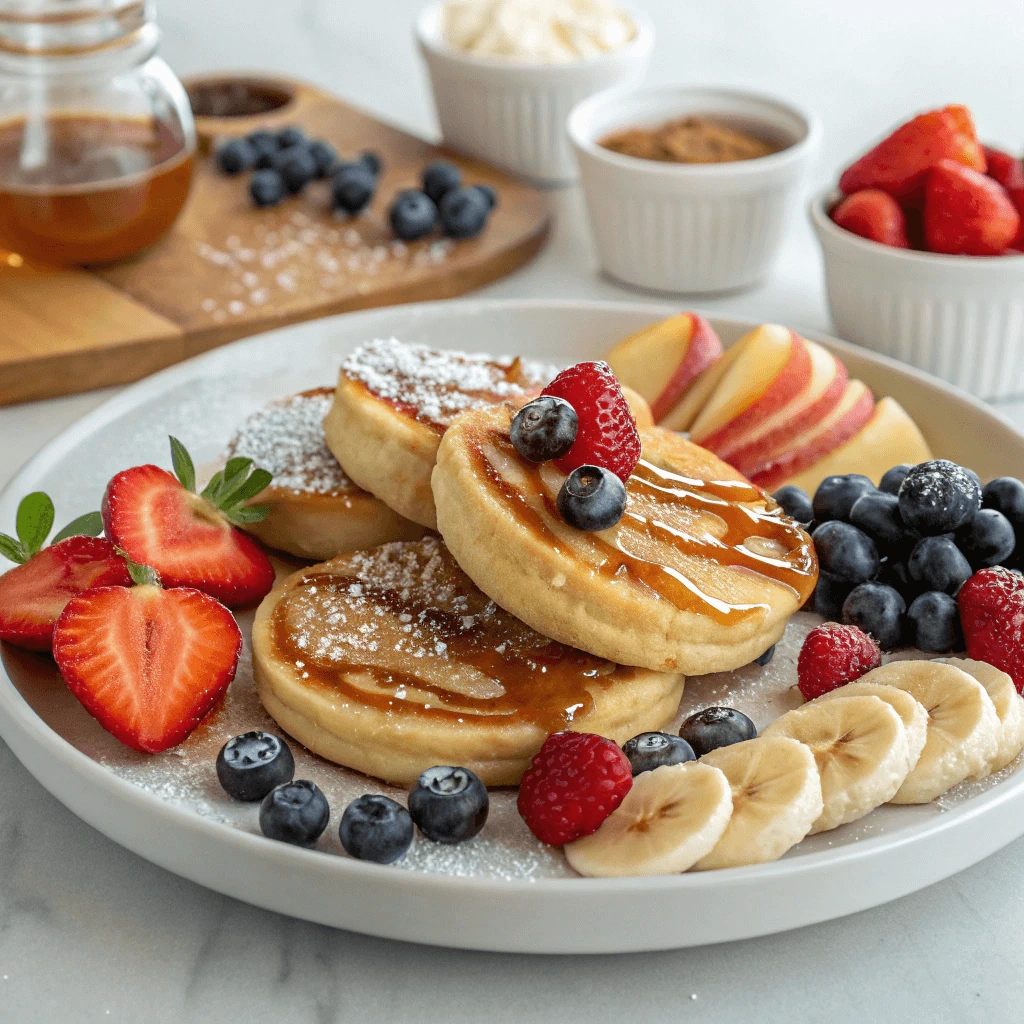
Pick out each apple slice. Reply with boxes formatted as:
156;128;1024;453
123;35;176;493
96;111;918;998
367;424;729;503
769;396;933;496
606;313;723;423
690;325;812;453
746;379;876;491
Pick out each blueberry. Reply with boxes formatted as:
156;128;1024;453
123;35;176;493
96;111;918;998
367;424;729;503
249;168;286;207
273;144;318;193
772;484;812;524
259;780;330;847
877;557;915;596
474;183;498;210
812;474;876;523
812;572;851;618
422;160;462;203
557;465;627;531
679;707;756;757
908;535;972;594
510;396;577;463
276;125;307;149
754;644;776;666
898;460;981;536
308;139;339;178
621;732;695;775
408;766;488;844
879;464;912;496
216;137;256;175
339;794;414;864
955;508;1016;568
906;591;963;653
439;185;490;239
389;189;438;241
216;731;295;802
359;150;383;177
841;582;905;650
812;520;880;584
246;129;281;168
849;490;908;548
331;162;377;214
983;476;1024;528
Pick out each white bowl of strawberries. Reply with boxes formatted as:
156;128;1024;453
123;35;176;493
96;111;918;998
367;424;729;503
810;104;1024;400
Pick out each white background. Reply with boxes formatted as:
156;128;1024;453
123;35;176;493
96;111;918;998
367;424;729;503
2;0;1024;1020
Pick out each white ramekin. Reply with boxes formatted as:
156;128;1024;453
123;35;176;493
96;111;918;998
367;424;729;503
415;1;654;185
810;189;1024;400
567;85;820;293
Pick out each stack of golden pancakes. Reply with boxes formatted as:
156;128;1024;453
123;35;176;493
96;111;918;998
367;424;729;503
240;339;818;786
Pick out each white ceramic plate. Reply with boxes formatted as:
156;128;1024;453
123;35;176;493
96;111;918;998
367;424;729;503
2;299;1023;955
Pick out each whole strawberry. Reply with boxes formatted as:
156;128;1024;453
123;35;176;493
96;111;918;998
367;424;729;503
541;361;641;483
797;622;882;701
924;160;1021;256
831;190;910;248
958;567;1024;694
517;731;633;846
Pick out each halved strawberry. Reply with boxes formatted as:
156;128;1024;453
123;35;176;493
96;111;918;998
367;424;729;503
0;492;129;651
102;438;275;608
53;566;242;753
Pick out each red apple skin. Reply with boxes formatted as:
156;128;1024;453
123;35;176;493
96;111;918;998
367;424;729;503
695;332;813;455
650;314;723;423
748;385;876;491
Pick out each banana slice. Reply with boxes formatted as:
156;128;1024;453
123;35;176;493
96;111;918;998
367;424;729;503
941;658;1024;773
813;681;928;772
564;763;732;878
762;695;909;833
859;661;1000;803
694;736;822;870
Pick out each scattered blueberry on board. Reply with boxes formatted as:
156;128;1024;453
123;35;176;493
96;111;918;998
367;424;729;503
408;766;489;844
216;137;256;175
621;732;695;775
679;707;756;758
754;644;776;666
422;160;462;204
249;168;286;208
390;189;438;241
510;396;578;463
259;779;330;847
439;185;491;239
273;144;318;194
331;161;378;215
557;465;627;532
339;794;414;864
216;731;295;802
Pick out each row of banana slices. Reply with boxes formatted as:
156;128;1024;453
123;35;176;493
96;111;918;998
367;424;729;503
566;658;1024;878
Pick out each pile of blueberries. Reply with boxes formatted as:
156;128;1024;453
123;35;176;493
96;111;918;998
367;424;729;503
773;460;1024;652
216;126;496;241
216;730;488;863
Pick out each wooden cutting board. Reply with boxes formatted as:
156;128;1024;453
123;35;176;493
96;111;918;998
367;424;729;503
0;75;552;405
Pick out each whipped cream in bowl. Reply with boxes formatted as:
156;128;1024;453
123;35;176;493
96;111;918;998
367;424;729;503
440;0;637;64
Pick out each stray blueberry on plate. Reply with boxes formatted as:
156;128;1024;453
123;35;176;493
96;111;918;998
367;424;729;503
359;150;383;177
621;732;695;775
216;731;295;802
906;591;962;653
422;159;461;203
216;137;256;175
841;582;905;651
259;780;330;847
982;476;1024;528
812;520;880;584
754;644;776;666
955;508;1016;568
339;794;414;864
276;125;307;149
898;460;981;536
439;185;490;239
813;474;876;523
307;138;339;178
408;766;489;844
273;144;318;193
331;162;377;214
249;168;286;207
908;535;972;594
246;129;280;168
557;464;627;532
679;707;756;757
474;183;498;210
389;189;438;241
878;464;912;496
510;395;578;463
848;490;908;548
772;484;812;524
812;572;851;618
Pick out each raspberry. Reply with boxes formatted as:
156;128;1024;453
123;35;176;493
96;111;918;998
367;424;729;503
797;622;881;700
517;732;633;846
542;361;640;482
958;567;1024;694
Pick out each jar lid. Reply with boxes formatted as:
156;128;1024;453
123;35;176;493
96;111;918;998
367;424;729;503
0;0;151;55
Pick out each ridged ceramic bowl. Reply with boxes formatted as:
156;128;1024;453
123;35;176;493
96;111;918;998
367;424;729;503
415;1;653;185
811;189;1024;400
567;85;820;294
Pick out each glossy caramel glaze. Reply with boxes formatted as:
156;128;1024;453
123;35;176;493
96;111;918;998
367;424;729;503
269;538;635;732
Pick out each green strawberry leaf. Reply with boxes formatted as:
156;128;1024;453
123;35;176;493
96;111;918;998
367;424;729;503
51;510;104;545
115;547;161;588
215;457;253;503
0;533;27;564
200;469;225;502
225;504;271;524
15;492;54;557
169;436;196;493
220;468;272;510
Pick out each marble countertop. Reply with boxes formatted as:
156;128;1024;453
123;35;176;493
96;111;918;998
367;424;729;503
2;0;1024;1020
